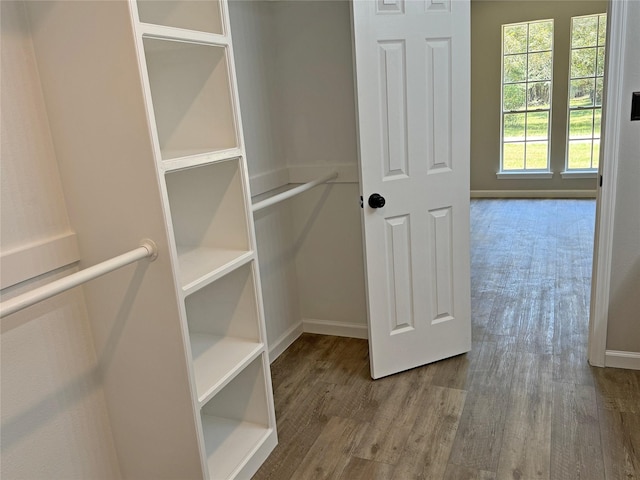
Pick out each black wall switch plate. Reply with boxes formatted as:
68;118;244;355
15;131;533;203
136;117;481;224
632;92;640;121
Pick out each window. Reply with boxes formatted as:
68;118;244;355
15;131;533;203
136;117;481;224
567;14;606;170
501;20;554;171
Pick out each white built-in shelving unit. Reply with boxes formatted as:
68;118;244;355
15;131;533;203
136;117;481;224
133;1;277;478
25;0;276;478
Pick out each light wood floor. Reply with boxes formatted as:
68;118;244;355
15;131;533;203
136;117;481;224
253;199;640;480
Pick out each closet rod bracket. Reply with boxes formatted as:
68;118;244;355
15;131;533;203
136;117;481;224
140;239;158;261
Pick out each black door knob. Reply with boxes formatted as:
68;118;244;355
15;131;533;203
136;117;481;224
368;193;386;209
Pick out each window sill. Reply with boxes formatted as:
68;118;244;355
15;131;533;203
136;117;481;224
560;170;598;179
496;171;554;180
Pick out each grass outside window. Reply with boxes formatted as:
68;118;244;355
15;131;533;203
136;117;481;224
566;13;606;171
501;19;553;171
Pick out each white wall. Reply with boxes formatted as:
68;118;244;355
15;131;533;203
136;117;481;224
229;1;368;351
228;0;285;183
606;0;640;354
0;2;121;478
292;185;367;334
253;196;303;356
271;1;366;334
270;1;359;173
229;2;303;358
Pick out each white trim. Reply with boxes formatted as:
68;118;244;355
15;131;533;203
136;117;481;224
268;321;304;363
496;172;554;180
252;172;338;212
605;350;640;370
560;171;598;179
0;232;80;290
288;164;359;184
250;164;358;198
471;189;597;199
588;0;627;367
302;318;368;339
249;167;290;197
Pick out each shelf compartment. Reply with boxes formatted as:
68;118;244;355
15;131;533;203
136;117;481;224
137;0;223;35
201;355;272;480
142;37;237;161
185;263;262;403
165;159;251;290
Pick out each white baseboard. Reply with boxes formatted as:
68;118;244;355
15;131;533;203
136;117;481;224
605;350;640;370
471;190;597;199
302;318;369;339
0;232;79;289
268;321;304;363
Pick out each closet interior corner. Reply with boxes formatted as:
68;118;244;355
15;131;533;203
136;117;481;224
228;0;368;359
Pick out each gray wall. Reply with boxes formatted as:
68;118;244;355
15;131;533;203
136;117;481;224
471;0;607;192
606;0;640;353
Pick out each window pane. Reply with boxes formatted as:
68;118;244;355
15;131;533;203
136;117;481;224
567;14;605;171
569;110;594;139
528;51;552;81
572;16;598;48
503;83;526;111
596;47;606;76
503;143;525;170
525;142;548;169
594;108;602;137
595;77;604;106
570;78;595;107
597;15;607;46
593;140;600;168
571;47;597;78
504;24;528;54
502;20;554;173
504;55;527;83
504;113;525;141
527;81;550;109
528;21;553;51
526;112;549;140
568;140;593;169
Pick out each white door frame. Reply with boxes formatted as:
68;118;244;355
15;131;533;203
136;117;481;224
587;0;628;367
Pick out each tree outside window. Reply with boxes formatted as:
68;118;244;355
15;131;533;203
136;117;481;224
501;20;554;171
567;13;606;170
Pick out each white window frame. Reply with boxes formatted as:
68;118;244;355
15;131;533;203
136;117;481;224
565;13;607;172
500;19;554;174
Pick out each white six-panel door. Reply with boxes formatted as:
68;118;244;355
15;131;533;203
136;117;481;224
352;0;471;379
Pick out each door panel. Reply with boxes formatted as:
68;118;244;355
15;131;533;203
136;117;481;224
352;0;471;379
379;41;409;178
385;214;415;334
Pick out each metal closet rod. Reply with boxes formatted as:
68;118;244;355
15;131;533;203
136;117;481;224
0;240;158;319
252;171;339;212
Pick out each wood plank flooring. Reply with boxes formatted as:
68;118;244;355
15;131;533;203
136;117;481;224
253;199;640;480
